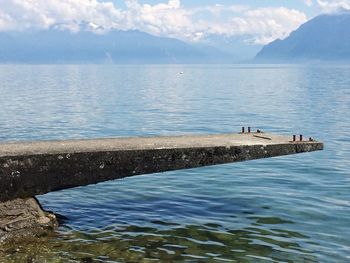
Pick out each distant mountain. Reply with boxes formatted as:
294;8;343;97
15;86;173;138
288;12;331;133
0;29;231;63
202;35;263;62
255;12;350;62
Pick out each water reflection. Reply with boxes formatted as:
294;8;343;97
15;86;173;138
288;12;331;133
1;216;317;263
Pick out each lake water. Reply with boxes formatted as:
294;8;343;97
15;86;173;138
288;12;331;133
0;64;349;262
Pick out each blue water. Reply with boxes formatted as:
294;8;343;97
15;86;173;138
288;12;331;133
0;64;349;262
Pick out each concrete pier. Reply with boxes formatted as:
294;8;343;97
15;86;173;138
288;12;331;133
0;132;323;202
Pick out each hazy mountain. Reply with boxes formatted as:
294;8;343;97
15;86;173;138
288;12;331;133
0;29;232;64
255;12;350;62
201;35;263;62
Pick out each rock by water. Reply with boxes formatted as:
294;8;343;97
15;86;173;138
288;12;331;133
0;197;57;244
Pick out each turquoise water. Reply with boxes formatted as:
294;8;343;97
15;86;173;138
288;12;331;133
0;64;349;262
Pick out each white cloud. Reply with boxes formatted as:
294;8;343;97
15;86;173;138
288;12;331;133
0;0;123;32
221;7;307;44
305;0;313;7
316;0;350;12
0;0;308;45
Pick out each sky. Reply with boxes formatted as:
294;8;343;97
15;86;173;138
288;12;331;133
0;0;349;46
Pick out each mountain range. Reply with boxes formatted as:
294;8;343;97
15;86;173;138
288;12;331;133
255;12;350;62
0;12;350;63
0;29;231;64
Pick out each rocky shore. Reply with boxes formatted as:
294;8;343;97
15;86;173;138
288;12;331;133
0;198;58;244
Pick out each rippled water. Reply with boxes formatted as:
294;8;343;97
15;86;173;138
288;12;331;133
0;64;349;262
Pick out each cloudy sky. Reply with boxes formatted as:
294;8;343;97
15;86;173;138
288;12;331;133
0;0;349;45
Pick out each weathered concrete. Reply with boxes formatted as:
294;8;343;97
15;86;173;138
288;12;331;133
0;132;323;202
0;132;323;244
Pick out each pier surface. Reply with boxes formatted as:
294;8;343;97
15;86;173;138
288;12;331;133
0;133;323;202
